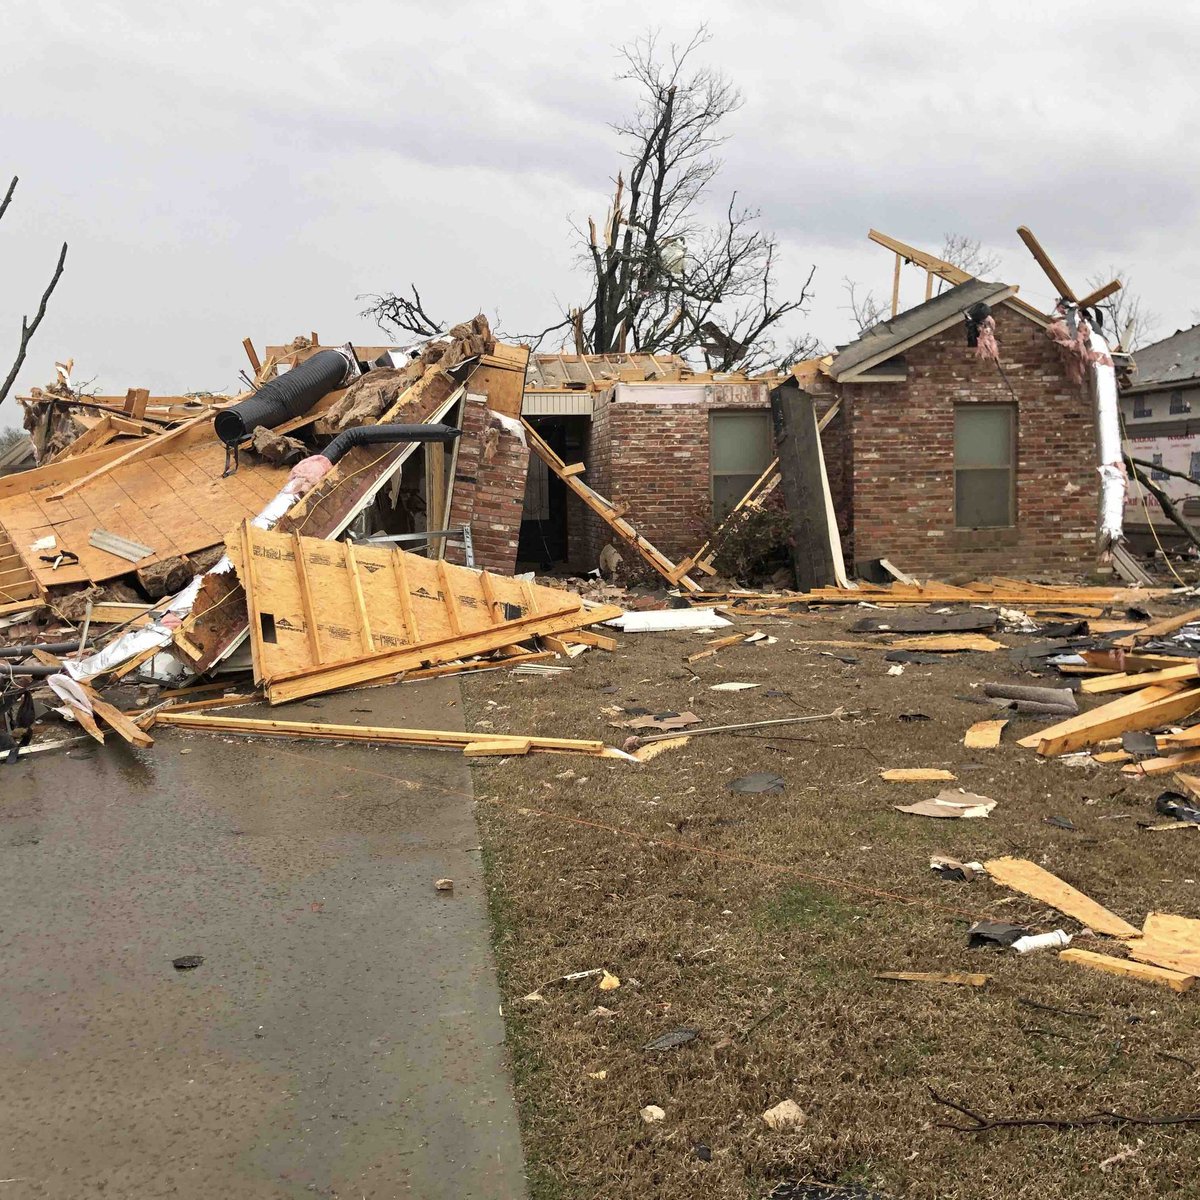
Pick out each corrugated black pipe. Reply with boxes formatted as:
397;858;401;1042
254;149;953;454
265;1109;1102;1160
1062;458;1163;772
323;423;461;465
215;349;353;445
0;663;60;677
0;641;80;659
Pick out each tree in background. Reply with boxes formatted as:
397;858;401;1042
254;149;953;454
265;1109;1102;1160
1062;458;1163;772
1086;266;1157;350
936;233;1001;287
0;176;67;408
363;28;817;373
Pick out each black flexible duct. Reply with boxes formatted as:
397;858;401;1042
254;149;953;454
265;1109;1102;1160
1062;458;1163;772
215;349;353;446
322;423;461;465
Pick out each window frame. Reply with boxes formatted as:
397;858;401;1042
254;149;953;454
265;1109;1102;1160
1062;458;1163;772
709;410;774;522
1132;395;1152;419
1170;390;1191;415
953;402;1017;531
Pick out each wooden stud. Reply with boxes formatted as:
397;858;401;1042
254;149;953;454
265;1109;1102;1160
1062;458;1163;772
1034;686;1200;757
391;551;419;643
984;856;1140;938
242;337;262;374
292;531;323;665
343;540;376;653
891;251;902;316
1017;225;1078;303
436;558;462;636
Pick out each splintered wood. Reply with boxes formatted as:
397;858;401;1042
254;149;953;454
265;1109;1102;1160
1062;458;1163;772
226;522;621;703
983;857;1140;938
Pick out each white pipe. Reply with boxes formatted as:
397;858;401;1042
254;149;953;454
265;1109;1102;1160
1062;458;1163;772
1088;325;1126;554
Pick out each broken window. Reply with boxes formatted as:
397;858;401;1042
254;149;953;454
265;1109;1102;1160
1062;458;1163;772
710;411;772;519
954;404;1015;529
1170;389;1191;415
1132;396;1152;419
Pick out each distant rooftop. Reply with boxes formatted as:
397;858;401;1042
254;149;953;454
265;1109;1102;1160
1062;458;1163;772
1127;324;1200;393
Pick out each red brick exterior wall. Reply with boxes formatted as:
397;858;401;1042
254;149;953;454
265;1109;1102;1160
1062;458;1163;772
581;380;772;565
843;304;1097;576
446;393;530;573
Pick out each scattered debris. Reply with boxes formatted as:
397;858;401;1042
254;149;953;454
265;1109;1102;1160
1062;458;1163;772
983;857;1140;938
761;1099;807;1130
895;790;995;819
874;971;990;987
968;921;1029;949
642;1027;699;1052
171;955;204;970
963;718;1007;749
434;878;454;891
729;772;786;794
640;1105;666;1124
1011;929;1072;954
880;768;956;782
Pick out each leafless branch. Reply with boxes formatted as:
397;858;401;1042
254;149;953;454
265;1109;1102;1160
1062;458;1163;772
0;176;16;225
358;284;445;339
0;238;68;407
930;1089;1200;1133
1125;454;1200;553
1088;266;1158;350
841;277;887;335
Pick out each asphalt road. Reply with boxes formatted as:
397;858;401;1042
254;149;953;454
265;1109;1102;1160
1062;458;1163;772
1;677;526;1199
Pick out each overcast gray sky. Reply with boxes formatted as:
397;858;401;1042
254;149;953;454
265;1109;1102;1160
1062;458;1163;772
2;0;1195;424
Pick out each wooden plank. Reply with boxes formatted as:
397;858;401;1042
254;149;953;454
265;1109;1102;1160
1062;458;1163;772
889;633;1003;652
463;739;532;757
425;440;447;536
1059;948;1193;993
1033;686;1200;757
292;531;323;665
85;690;155;748
1120;749;1200;776
1018;682;1186;750
242;337;262;374
265;603;621;705
560;463;586;477
874;971;990;988
343;541;376;653
436;557;462;637
1017;225;1078;302
983;856;1140;938
1081;661;1200;694
1114;606;1200;647
155;713;620;759
566;629;617;652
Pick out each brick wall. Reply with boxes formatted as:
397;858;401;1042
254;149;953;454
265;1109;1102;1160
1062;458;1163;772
446;393;530;573
581;380;772;565
845;304;1098;577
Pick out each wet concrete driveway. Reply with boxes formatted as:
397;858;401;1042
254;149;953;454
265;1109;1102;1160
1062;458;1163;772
1;678;526;1198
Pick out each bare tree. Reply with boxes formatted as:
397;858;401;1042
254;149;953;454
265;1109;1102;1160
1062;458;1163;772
0;176;68;407
359;283;445;339
361;28;816;372
940;233;1002;278
573;29;814;371
841;277;887;335
1086;266;1158;350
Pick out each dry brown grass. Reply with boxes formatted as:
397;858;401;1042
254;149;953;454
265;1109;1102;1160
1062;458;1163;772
465;610;1200;1199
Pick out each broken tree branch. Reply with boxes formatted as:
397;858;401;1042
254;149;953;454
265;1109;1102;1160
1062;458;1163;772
359;284;445;339
930;1089;1200;1133
0;236;68;407
1125;453;1200;554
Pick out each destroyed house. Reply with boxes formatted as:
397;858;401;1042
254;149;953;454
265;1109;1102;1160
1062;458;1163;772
812;279;1100;577
519;353;772;571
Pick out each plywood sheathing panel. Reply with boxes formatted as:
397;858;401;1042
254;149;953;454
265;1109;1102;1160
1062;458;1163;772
227;521;620;704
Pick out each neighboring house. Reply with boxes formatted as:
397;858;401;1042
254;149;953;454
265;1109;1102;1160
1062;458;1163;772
0;435;35;478
1119;324;1200;535
519;353;772;570
809;279;1099;577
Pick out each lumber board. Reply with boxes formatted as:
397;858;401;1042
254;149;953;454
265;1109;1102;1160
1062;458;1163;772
1059;948;1193;993
964;718;1007;749
1017;682;1188;751
155;712;623;758
522;417;701;592
1114;606;1200;647
1034;686;1200;757
874;971;990;987
983;856;1140;938
1120;748;1200;776
1081;661;1200;694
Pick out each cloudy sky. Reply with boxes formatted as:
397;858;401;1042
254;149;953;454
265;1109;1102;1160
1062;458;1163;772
2;0;1194;426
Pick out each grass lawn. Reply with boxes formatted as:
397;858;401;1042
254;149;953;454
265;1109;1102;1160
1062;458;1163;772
463;604;1200;1199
